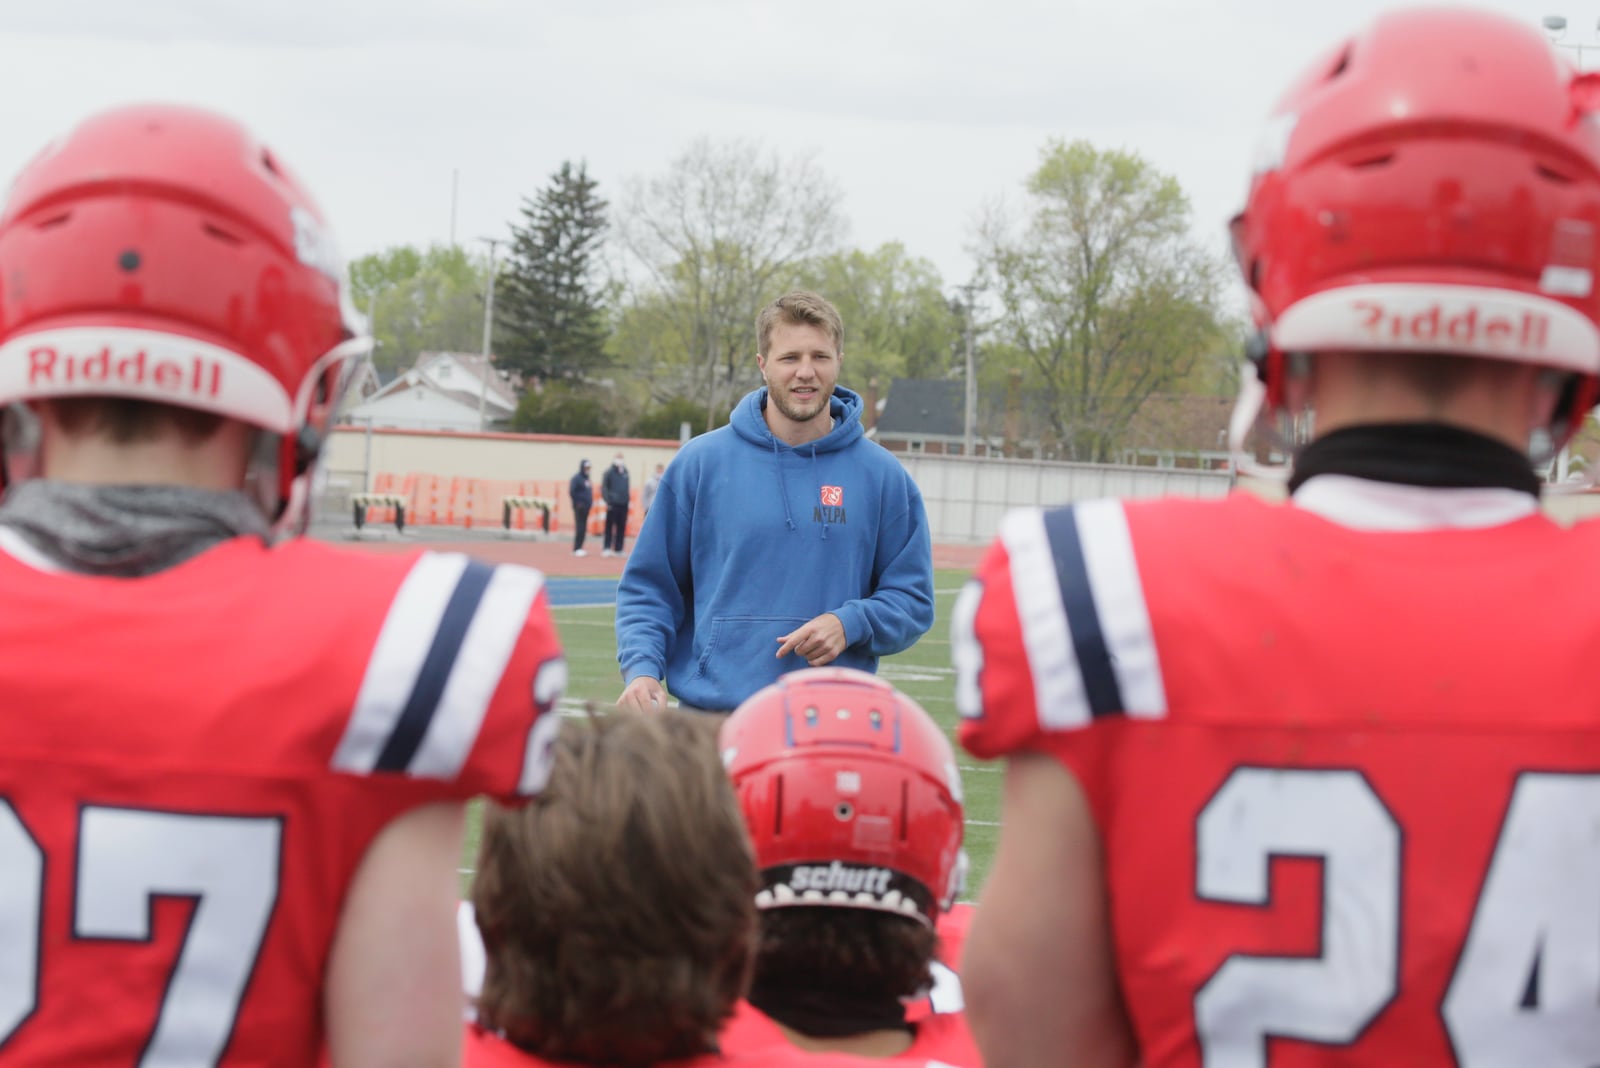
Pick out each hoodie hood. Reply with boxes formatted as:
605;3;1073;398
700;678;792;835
728;385;866;539
730;386;864;454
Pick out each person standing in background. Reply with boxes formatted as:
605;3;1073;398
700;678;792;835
602;452;631;558
569;459;593;557
641;462;665;519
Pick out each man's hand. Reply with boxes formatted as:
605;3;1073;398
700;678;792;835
617;675;667;714
775;613;848;667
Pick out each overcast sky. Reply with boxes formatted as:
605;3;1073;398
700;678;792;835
0;1;1579;293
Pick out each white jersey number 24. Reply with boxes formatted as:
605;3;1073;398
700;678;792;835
1194;768;1600;1067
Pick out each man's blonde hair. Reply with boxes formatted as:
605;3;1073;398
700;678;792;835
757;290;844;357
472;711;758;1065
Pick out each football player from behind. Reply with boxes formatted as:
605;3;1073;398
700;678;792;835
719;668;981;1066
467;709;890;1068
958;8;1600;1067
0;104;565;1066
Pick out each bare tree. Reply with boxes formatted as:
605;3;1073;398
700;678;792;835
614;138;847;428
979;139;1230;462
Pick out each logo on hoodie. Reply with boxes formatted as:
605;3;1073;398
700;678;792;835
815;484;846;525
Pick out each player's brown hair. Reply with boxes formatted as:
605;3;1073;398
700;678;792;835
41;397;224;444
750;906;938;1018
472;710;758;1066
757;290;844;357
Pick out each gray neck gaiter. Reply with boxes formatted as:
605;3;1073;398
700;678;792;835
0;480;270;577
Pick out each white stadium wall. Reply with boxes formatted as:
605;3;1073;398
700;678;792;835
320;425;1600;542
322;425;681;493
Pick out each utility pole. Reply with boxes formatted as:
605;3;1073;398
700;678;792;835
478;236;504;432
364;287;379;492
450;169;459;246
957;282;981;457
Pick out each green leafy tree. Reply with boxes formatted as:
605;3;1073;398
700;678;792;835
631;396;728;440
495;162;611;382
797;244;962;387
350;245;489;372
979;140;1230;462
614;138;846;429
510;380;612;436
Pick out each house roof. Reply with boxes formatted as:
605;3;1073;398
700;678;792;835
412;351;520;408
346;379;506;432
875;379;965;437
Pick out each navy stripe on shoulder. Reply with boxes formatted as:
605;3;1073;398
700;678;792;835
1042;506;1124;719
375;559;497;772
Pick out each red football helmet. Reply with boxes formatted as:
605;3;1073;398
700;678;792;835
0;103;370;530
721;667;965;927
1230;7;1600;455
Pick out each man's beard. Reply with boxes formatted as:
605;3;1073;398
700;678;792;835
771;386;829;424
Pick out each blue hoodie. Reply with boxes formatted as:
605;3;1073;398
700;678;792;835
615;385;934;711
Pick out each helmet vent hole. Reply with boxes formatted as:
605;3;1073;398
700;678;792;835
1327;46;1352;80
834;801;853;821
1348;152;1394;170
33;211;70;231
202;222;242;246
774;775;784;836
1537;162;1575;185
899;780;910;840
260;149;282;178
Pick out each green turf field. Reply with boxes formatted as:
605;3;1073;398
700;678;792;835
460;569;1003;900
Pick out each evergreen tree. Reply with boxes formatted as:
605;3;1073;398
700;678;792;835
495;161;610;381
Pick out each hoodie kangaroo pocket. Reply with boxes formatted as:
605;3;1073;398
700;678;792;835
693;615;810;686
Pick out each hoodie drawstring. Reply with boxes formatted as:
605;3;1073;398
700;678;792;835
812;445;828;540
773;438;798;532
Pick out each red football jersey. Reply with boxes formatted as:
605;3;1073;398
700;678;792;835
722;997;980;1066
958;483;1600;1066
0;536;564;1066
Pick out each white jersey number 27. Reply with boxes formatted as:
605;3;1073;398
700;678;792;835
0;802;280;1066
1194;768;1600;1067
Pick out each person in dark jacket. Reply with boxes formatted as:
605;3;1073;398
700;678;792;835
568;459;593;556
601;453;631;557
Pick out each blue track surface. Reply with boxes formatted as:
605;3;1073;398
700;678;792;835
545;576;620;607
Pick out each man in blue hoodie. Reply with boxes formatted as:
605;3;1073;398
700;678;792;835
615;291;934;715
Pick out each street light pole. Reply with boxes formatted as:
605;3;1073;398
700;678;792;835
957;282;980;457
478;236;503;432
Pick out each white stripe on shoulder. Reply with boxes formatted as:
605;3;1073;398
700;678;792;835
409;564;546;779
998;508;1090;731
1073;499;1167;718
334;552;470;774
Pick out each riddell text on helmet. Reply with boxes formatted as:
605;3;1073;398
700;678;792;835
27;345;223;398
1354;301;1549;351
